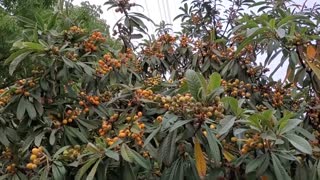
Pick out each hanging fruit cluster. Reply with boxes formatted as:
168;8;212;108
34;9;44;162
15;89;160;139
144;75;162;87
0;89;11;107
84;31;106;52
221;79;252;98
142;34;176;58
96;53;122;75
26;147;46;170
180;35;191;48
230;133;264;155
68;26;85;34
61;145;81;161
98;111;146;147
62;108;81;125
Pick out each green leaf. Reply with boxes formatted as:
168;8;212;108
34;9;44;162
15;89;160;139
246;154;268;174
208;72;221;93
170;119;193;132
52;163;64;180
159;130;177;166
86;159;101;180
17;97;27;120
130;148;151;170
49;129;58;145
34;131;45;147
9;50;33;75
284;133;312;154
105;149;119;161
25;100;37;120
4;49;31;65
62;56;75;68
0;130;10;146
279;119;302;134
40;167;49;180
204;125;221;163
185;69;202;101
53;146;70;159
143;126;160;147
222;97;240;115
271;153;291;180
122;162;136;180
218;116;236;136
121;144;133;163
47;12;58;30
21;42;45;51
75;157;99;180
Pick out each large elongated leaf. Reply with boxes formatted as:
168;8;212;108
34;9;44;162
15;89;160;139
185;69;202;101
279;118;302;134
9;50;33;75
246;154;268;174
121;144;133;163
17;97;27;120
284;133;312;154
271;153;291;180
194;137;207;178
207;72;221;93
159;130;177;166
305;45;320;79
86;159;101;180
130;148;151;170
204;125;221;163
218;116;236;136
75;157;99;180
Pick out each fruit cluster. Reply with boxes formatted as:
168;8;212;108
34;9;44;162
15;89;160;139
231;133;264;155
62;108;81;125
1;147;12;159
26;147;45;170
162;93;224;120
117;120;145;147
5;163;16;174
14;79;37;97
307;97;320;134
180;35;191;48
79;91;111;113
96;53;122;75
221;79;252;99
142;42;165;59
158;34;176;44
69;26;85;34
84;31;106;52
65;51;79;61
99;112;146;147
144;75;162;87
98;118;114;136
0;89;11;107
114;0;135;13
135;89;154;101
191;14;201;24
142;34;176;58
62;145;81;161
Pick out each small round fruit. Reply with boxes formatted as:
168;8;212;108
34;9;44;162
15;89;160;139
26;163;35;169
30;154;37;161
231;137;238;142
118;132;127;138
31;148;40;155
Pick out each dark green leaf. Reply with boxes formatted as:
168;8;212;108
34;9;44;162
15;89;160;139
284;133;312;154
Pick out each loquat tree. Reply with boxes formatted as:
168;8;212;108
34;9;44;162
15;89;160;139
0;0;320;180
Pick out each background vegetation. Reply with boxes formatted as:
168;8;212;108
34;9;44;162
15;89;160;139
0;0;320;179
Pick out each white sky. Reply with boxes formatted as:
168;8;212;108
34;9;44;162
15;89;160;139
73;0;318;80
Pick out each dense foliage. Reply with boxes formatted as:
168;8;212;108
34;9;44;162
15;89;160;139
1;0;320;179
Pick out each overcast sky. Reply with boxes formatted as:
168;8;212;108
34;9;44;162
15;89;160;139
72;0;318;80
